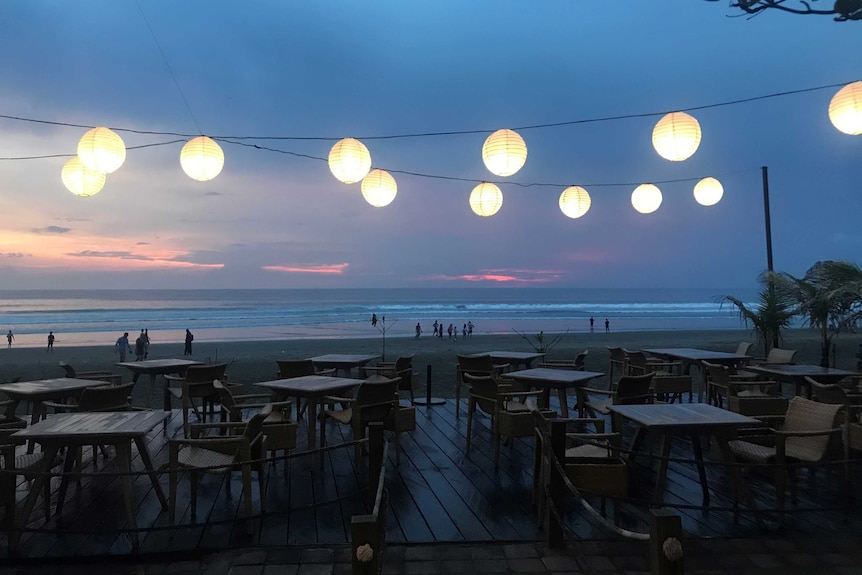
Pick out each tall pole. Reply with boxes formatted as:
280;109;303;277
761;166;774;273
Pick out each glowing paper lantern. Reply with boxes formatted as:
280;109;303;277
693;177;724;206
631;183;662;214
180;136;224;181
61;157;106;197
559;186;591;219
828;81;862;135
469;182;503;217
328;138;372;184
482;129;527;177
361;169;397;207
652;112;701;161
77;127;126;173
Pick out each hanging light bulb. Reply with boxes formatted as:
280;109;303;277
180;136;224;181
328;138;372;184
559;186;591;219
828;81;862;135
693;177;724;206
77;127;126;173
482;129;527;177
61;157;106;197
469;182;503;216
652;112;701;161
361;169;397;207
631;183;662;214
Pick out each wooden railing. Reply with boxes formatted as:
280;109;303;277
350;422;388;575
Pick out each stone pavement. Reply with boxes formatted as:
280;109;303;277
1;535;861;575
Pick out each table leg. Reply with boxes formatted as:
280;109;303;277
11;445;59;552
114;441;140;549
307;397;318;450
540;388;551;411
654;433;673;505
714;432;763;524
691;434;709;506
26;401;43;454
134;436;168;510
55;445;79;515
556;388;569;418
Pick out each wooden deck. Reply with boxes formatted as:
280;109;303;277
2;398;861;559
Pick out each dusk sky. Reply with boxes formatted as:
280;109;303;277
0;1;859;290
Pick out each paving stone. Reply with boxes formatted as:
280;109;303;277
437;545;473;560
266;549;303;564
503;543;540;559
231;550;268;565
506;557;546;572
823;553;859;566
263;566;298;575
748;554;782;569
436;560;475;573
542;556;582;571
331;565;352;575
296;565;333;575
301;549;334;564
332;547;352;564
835;568;862;575
473;559;508;573
228;566;263;575
403;562;438;575
404;545;439;561
470;545;506;560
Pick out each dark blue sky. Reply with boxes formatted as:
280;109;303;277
0;1;859;289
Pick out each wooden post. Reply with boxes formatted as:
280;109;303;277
545;419;566;547
650;509;683;575
367;422;384;508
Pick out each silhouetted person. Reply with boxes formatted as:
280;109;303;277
6;330;13;348
184;329;194;356
415;323;422;338
605;318;610;333
47;331;55;353
467;321;473;338
371;313;378;327
590;317;594;332
432;320;439;337
134;334;145;361
143;329;150;358
115;332;131;362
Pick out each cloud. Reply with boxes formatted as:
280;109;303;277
135;242;150;245
55;217;92;222
204;191;221;196
64;250;223;270
0;252;31;258
262;263;349;274
422;268;562;283
32;225;71;234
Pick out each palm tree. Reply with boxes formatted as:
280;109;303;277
766;260;862;367
719;285;794;357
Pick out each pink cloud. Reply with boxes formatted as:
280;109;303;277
262;263;349;274
422;268;562;283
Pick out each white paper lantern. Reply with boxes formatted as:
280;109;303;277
559;186;591;219
482;129;527;177
469;182;503;217
328;138;372;184
693;177;724;206
652;112;701;161
361;169;397;207
180;136;224;181
61;157;106;197
828;81;862;135
77;127;126;173
631;183;662;214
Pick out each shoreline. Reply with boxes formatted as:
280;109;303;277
2;328;860;407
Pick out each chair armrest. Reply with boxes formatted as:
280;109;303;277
170;436;243;449
322;395;354;404
315;368;337;376
233;393;276;402
581;387;614;396
188;421;248;437
42;400;76;412
501;390;543;400
776;427;842;439
164;374;183;383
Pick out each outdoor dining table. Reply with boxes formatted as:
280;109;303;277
10;410;170;550
309;354;380;377
116;358;202;408
608;403;759;506
0;378;113;452
745;364;860;398
254;375;362;449
478;351;546;370
643;348;752;401
505;367;605;417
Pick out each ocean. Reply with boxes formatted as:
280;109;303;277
0;288;758;348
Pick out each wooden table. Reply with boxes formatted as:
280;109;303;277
608;403;759;506
10;410;169;550
254;375;361;449
309;354;380;377
644;348;752;401
746;364;860;398
505;368;605;417
479;351;546;370
0;378;113;451
117;359;202;408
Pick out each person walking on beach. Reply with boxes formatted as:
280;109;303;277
184;329;194;356
143;329;150;358
6;330;13;348
432;320;439;337
447;323;453;340
605;318;610;333
462;324;467;339
115;332;131;362
134;333;145;361
371;313;378;327
47;331;55;353
590;317;594;332
467;321;473;338
415;323;422;338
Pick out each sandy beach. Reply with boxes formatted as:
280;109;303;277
1;328;860;407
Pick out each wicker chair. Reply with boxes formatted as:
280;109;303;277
455;354;508;418
212;380;297;475
539;350;589;371
735;348;798;381
0;419;61;524
275;359;337;419
606;347;627;385
321;376;401;464
652;374;693;404
703;361;781;412
59;361;123;385
728;396;842;512
463;373;554;467
583;373;655;417
164;363;229;437
360;355;416;405
624;350;680;377
166;407;269;523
